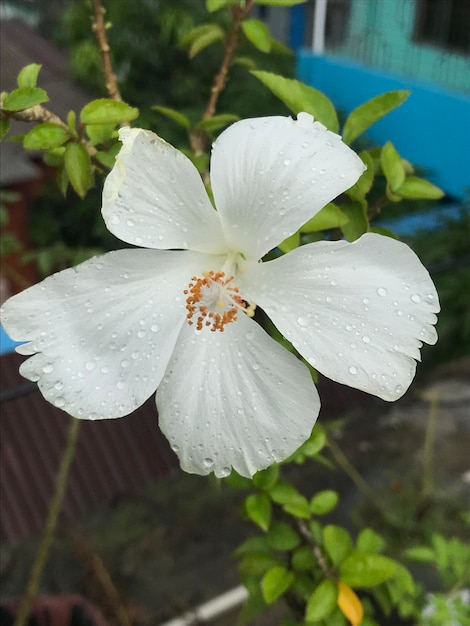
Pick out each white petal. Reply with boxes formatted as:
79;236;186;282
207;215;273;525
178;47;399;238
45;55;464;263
241;233;439;401
102;128;226;254
157;313;319;478
210;114;365;260
1;249;220;419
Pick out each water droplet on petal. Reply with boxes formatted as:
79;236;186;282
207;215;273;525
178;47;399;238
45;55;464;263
219;467;231;478
283;158;291;166
395;385;403;394
120;359;130;368
151;324;160;333
297;316;308;327
85;361;96;371
42;364;54;374
377;287;387;297
54;397;65;408
349;366;358;375
362;336;370;343
411;294;421;303
203;457;214;469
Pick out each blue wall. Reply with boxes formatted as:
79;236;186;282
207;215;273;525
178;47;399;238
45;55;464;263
297;52;470;200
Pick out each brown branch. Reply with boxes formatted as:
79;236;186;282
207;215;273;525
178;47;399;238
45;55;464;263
189;0;254;156
293;518;333;579
4;105;97;157
91;0;122;102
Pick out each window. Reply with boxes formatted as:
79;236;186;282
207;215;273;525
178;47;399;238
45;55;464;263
414;0;470;55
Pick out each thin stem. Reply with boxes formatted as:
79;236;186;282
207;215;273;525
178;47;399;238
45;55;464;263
420;391;439;501
293;518;332;578
91;0;122;102
190;0;253;156
327;435;407;529
14;418;81;626
68;533;132;626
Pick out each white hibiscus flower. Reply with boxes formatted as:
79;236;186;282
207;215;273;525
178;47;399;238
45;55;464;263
0;113;439;478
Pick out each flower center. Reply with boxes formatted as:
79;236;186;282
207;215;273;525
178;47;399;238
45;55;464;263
184;270;255;332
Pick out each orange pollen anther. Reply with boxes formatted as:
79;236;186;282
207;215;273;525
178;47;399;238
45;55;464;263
184;270;247;332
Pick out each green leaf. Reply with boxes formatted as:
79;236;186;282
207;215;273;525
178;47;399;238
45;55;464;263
195;113;239;132
235;536;272;556
56;164;69;196
17;63;42;88
305;579;338;622
181;24;225;59
278;230;300;253
340;201;368;242
357;528;386;553
206;0;234;10
347;150;374;200
2;87;49;111
67;110;77;135
340;552;398;588
23;123;70;150
310;490;339;515
369;226;400;240
268;482;311;519
266;520;301;551
300;203;348;232
0;117;9;140
242;19;272;53
257;0;307;5
64;142;92;198
239;552;282;576
86;123;116;145
80;99;139;125
96;142;121;169
323;525;354;565
232;56;258;70
380;141;405;192
253;464;279;490
245;493;272;531
404;546;435;563
250;71;339;132
342;90;410;145
292;545;316;571
261;566;294;604
396;176;444;200
152;105;191;129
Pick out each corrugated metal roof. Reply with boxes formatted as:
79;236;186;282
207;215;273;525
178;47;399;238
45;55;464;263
0;352;178;541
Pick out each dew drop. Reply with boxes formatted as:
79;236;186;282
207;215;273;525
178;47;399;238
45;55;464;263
85;361;96;371
42;364;54;374
126;218;135;227
297;316;308;327
100;366;109;374
203;457;214;469
151;323;160;333
395;385;403;394
109;215;120;225
283;158;291;166
120;359;130;368
117;381;125;390
54;381;64;391
219;467;231;478
54;397;65;408
396;310;404;316
362;336;370;343
362;297;370;305
349;366;358;375
411;294;421;303
377;287;387;297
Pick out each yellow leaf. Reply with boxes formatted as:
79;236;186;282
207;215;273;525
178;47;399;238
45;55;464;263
337;582;364;626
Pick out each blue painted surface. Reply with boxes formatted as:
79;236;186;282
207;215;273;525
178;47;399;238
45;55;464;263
297;52;470;200
0;324;23;355
289;3;306;51
377;203;465;237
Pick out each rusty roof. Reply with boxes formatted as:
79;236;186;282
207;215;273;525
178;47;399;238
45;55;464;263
1;352;178;541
